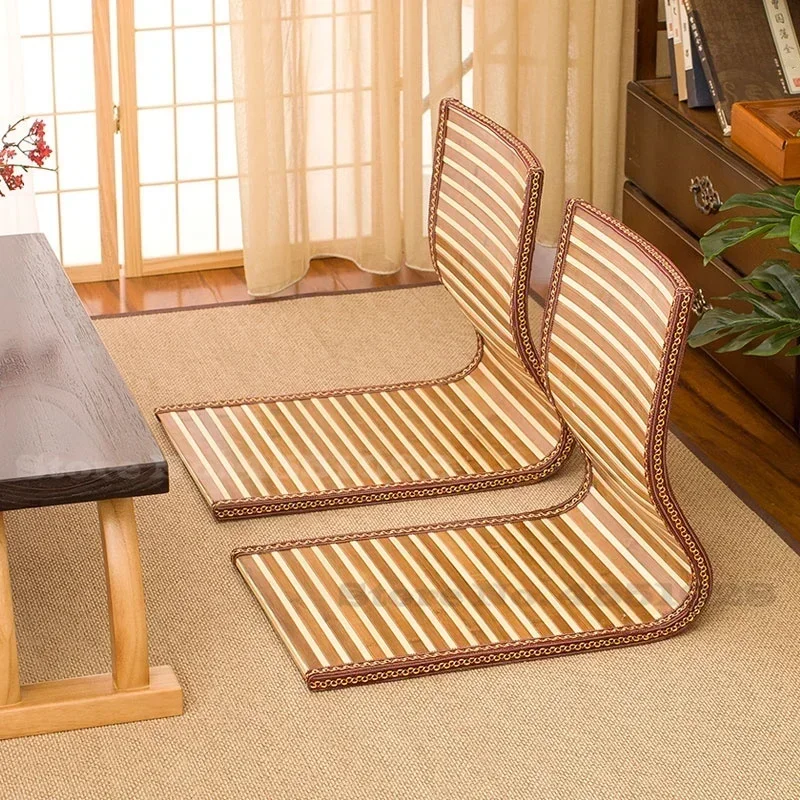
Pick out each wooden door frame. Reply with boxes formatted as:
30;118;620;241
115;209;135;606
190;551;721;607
93;0;120;281
114;0;243;279
116;0;144;277
19;0;118;283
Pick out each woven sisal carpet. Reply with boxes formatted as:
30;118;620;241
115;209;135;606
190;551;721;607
1;286;799;798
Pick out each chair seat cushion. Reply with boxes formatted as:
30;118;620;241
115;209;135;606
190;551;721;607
231;476;699;690
156;345;570;519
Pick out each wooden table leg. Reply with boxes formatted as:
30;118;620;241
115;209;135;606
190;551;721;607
0;513;21;707
0;499;182;740
97;497;150;691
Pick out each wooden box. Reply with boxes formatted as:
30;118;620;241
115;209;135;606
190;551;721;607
731;99;800;180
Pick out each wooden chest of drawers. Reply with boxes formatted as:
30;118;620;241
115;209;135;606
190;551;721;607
623;79;800;434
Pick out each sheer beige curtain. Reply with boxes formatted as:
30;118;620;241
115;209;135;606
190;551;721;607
229;0;634;295
229;0;443;295
474;0;636;245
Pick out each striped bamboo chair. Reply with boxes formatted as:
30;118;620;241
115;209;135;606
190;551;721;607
156;99;572;519
233;200;712;690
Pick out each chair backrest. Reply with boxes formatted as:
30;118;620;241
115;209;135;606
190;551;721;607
429;98;545;379
541;200;693;499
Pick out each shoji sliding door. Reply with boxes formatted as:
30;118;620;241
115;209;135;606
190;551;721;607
17;0;242;282
18;0;118;280
116;0;243;276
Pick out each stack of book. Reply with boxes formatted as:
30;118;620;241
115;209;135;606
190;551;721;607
669;0;800;136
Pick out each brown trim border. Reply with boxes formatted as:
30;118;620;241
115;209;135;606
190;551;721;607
155;98;575;521
213;440;575;519
231;199;715;692
155;333;486;414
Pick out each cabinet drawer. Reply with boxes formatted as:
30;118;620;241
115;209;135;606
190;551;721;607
626;83;780;277
622;182;798;432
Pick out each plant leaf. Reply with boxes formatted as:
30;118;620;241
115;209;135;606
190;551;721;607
702;215;781;237
720;192;796;215
700;220;780;263
715;321;785;352
790;214;800;253
688;287;800;355
763;222;791;239
688;308;764;347
740;260;800;314
744;326;800;356
724;291;798;319
761;184;800;201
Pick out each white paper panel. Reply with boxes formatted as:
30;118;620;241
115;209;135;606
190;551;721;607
216;103;238;177
56;113;98;190
53;34;95;112
174;0;213;26
175;27;214;104
214;0;230;23
141;184;178;258
218;178;243;250
60;189;101;265
19;0;50;36
21;37;53;114
135;30;174;106
134;0;171;30
138;108;176;184
215;25;233;101
51;0;92;34
178;180;217;253
35;193;60;260
176;105;216;180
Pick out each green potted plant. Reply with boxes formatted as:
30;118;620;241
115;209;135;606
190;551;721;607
688;186;800;357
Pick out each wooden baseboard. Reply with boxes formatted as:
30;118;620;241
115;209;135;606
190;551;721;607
138;250;244;278
0;665;183;740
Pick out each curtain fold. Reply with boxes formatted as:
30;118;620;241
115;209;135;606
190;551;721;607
229;0;635;294
473;0;636;245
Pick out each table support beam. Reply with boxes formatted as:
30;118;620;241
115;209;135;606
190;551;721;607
0;501;182;740
98;497;150;691
0;513;21;707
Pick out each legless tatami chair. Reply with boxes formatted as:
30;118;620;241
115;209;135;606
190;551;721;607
233;199;712;690
157;99;572;519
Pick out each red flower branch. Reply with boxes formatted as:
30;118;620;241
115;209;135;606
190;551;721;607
0;117;55;197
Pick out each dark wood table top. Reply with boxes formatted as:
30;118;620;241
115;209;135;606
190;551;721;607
0;234;167;511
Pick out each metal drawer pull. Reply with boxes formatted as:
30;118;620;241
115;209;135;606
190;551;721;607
692;288;713;317
689;176;721;215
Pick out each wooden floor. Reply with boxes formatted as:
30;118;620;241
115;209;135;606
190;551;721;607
76;259;800;541
77;259;435;317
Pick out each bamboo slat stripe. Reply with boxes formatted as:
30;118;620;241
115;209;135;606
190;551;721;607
233;194;711;691
164;352;568;511
158;98;568;518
